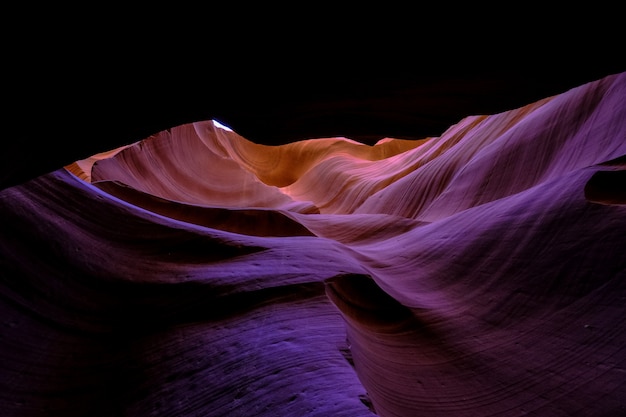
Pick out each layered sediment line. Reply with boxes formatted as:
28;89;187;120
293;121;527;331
1;72;625;416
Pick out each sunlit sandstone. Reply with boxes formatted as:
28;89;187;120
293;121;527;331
2;72;625;416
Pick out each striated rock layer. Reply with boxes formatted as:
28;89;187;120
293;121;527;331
2;72;626;416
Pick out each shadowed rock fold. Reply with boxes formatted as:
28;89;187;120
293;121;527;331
2;72;625;416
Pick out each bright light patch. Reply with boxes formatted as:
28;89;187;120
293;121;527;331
213;119;233;132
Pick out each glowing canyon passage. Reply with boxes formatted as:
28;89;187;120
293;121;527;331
1;72;625;416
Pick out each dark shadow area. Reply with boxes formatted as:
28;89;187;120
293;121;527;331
584;169;626;205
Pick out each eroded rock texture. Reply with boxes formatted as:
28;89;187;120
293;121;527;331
2;72;625;416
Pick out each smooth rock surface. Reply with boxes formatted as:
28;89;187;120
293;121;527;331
2;72;625;416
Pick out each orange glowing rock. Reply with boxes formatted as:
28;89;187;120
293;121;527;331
1;71;625;417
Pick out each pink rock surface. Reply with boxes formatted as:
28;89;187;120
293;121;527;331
2;72;625;416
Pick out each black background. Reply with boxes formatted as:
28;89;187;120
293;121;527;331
3;8;624;190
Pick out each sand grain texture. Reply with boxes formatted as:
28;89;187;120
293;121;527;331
2;72;625;416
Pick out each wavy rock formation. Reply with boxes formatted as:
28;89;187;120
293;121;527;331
2;72;625;416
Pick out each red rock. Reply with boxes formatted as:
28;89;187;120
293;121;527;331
1;72;625;416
